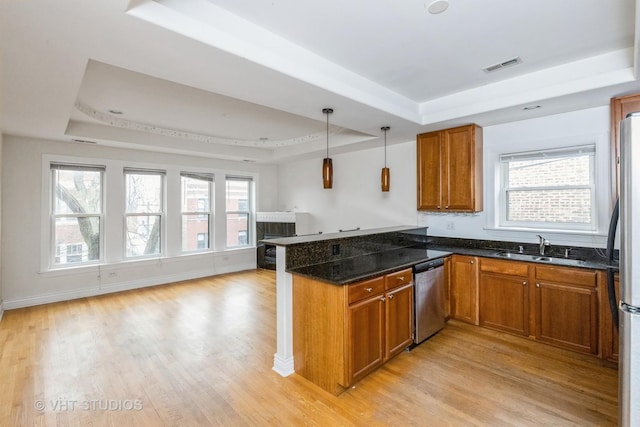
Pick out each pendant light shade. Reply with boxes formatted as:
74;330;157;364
381;126;390;192
322;108;334;189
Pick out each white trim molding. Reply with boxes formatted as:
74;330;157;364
4;262;255;310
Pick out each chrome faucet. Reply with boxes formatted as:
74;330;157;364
537;235;550;255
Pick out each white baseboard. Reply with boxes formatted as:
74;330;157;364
272;353;295;377
3;262;256;310
0;300;4;323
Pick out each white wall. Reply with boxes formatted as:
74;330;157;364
0;130;3;320
1;135;278;308
278;140;419;234
278;106;613;248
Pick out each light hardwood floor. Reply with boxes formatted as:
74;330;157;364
0;269;618;426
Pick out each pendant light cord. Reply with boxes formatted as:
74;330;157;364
322;108;333;158
381;126;390;167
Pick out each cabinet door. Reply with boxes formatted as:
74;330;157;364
348;295;385;382
450;255;479;325
611;94;640;198
445;126;477;211
417;131;442;210
480;272;529;336
534;280;598;354
385;283;414;359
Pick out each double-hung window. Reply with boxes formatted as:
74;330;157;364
51;163;104;267
225;176;253;248
180;172;213;252
499;145;596;231
124;168;165;258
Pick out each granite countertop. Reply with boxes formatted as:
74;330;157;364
427;244;611;271
289;246;452;285
288;242;612;286
262;225;423;246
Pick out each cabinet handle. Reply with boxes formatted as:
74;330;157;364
470;260;475;264
397;276;405;281
445;205;449;209
380;297;386;302
536;283;540;288
437;205;441;209
365;287;373;292
522;281;527;286
389;294;394;300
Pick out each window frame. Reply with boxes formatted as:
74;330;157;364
123;167;166;259
498;145;597;232
50;162;105;269
225;175;253;249
180;172;214;253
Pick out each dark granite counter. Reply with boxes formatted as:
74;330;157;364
284;227;613;286
425;236;613;271
289;246;451;285
428;244;609;270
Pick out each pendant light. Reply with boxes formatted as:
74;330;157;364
381;126;390;192
322;108;334;189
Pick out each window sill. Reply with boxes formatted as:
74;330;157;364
40;246;256;277
483;225;606;237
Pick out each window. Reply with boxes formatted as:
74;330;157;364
225;176;253;247
51;163;104;267
124;168;165;258
499;145;596;230
197;233;207;249
181;172;213;252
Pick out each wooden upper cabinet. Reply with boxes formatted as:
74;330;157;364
611;93;640;199
417;131;442;210
417;124;483;212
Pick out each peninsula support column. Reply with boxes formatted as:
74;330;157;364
272;245;295;376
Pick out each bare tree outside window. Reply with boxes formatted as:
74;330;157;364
52;164;103;266
124;170;164;257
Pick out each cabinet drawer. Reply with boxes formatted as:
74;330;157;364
349;276;385;304
480;258;529;276
535;265;597;288
385;268;413;290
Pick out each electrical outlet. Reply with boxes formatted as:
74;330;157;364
446;221;455;230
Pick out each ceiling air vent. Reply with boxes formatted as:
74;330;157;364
482;56;522;73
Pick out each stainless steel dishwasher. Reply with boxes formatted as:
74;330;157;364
412;258;445;346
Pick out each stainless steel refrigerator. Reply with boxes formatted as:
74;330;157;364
617;113;640;425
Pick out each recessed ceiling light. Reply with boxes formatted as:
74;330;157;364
523;105;541;111
427;0;449;14
108;109;123;115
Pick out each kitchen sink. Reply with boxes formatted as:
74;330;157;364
493;251;586;267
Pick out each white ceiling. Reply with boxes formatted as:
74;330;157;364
2;0;640;163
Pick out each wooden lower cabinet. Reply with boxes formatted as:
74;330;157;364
534;265;599;355
452;256;604;357
601;271;620;362
450;255;479;325
293;268;413;395
479;258;530;336
384;283;414;359
348;292;385;381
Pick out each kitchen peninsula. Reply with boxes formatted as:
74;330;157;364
265;226;451;383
